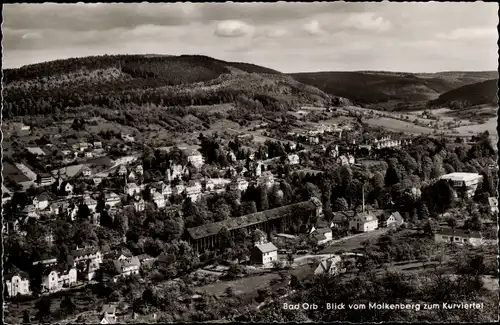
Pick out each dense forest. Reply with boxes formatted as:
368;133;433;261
428;79;499;109
290;70;498;110
3;54;327;120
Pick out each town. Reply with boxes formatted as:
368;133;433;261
2;2;498;324
3;108;498;323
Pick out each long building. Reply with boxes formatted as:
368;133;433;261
186;198;323;252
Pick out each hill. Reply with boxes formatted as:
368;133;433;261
428;79;498;110
2;54;329;125
290;70;498;111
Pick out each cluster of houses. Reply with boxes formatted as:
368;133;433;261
4;245;157;298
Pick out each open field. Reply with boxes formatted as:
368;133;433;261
319;228;391;254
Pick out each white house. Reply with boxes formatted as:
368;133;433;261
234;178;249;192
124;183;141;197
82;166;92;177
128;171;136;181
135;165;143;175
173;184;185;196
488;197;498;214
185;181;202;202
5;272;31;297
117;165;127;176
381;211;405;228
186;150;204;169
134;198;145;212
440;172;483;198
250;242;278;266
310;228;333;245
84;195;98;213
434;228;483;247
112;256;140;282
34;193;50;210
152;192;166;209
105;192;121;208
313;255;343;276
42;267;77;293
349;212;378;232
287;154;300;165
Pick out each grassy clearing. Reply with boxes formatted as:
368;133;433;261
319;228;390;254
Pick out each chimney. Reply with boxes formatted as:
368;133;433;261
362;184;365;213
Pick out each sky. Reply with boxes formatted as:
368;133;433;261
2;1;499;73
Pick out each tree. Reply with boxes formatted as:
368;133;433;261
252;229;266;244
446;217;457;233
257;185;269;211
333;197;349;212
36;296;52;322
219;227;234;251
419;203;430;220
60;296;76;315
423;219;439;237
22;310;30;324
384;165;400;187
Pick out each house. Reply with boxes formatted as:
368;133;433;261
185;181;202;202
287;154;300;165
100;304;117;324
381;211;405;228
41;266;78;293
34;193;50;210
137;254;155;265
135;165;143;175
124;183;141;197
152;192;166;208
37;173;56;187
166;164;188;182
5;271;31;297
173;184;185;196
58;181;74;195
72;247;103;280
26;146;47;156
134;198;145;212
121;134;135;143
488;197;498;214
186;149;204;169
112;256;140;282
440;173;483;198
349;211;378;232
150;181;172;197
187;199;322;252
15;123;31;136
83;195;98;213
251;242;278;266
310;227;333;245
232;178;249;192
434;228;483;247
93;141;103;149
314;255;343;275
331;211;353;229
104;192;121;208
79;142;91;151
66;204;79;221
85;151;94;159
2;184;12;205
117;165;127;176
82;166;92;177
128;171;136;181
93;177;103;186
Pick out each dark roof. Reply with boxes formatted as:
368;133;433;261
436;228;481;238
72;247;99;258
187;200;316;240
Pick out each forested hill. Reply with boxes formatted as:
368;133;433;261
427;79;499;109
290;70;498;111
2;54;330;119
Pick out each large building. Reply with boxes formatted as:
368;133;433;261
440;173;482;198
434;228;483;247
186;198;323;252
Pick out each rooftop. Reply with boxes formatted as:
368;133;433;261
440;172;481;182
255;242;278;253
187;200;316;240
